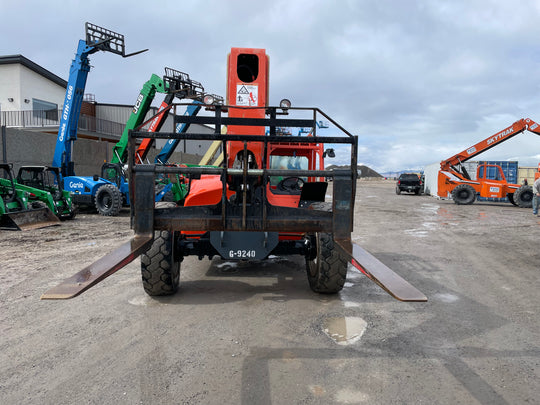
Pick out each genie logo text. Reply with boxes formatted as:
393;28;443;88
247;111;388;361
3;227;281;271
68;181;84;189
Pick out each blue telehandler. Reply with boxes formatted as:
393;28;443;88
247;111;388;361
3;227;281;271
51;22;146;215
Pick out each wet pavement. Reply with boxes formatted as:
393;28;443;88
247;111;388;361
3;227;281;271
0;180;538;404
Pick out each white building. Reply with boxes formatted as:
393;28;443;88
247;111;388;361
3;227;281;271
0;54;66;115
0;54;216;160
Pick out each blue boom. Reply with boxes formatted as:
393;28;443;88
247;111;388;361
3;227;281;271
155;101;203;164
52;22;146;177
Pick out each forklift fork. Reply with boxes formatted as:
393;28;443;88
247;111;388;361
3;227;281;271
41;235;153;299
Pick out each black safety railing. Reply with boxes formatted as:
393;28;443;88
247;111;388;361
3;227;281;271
0;109;125;138
128;104;358;240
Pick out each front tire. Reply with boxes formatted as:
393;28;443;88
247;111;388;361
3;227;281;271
141;231;180;296
306;233;347;294
513;185;533;208
95;184;122;216
451;184;476;205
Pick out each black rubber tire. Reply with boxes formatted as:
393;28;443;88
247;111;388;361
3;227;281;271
451;184;476;205
306;233;348;294
95;184;122;216
141;231;180;296
513;185;533;208
396;187;401;195
507;193;517;206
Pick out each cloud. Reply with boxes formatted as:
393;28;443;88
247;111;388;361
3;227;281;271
4;0;540;172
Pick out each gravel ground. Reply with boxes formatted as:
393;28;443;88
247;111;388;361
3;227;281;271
0;180;538;404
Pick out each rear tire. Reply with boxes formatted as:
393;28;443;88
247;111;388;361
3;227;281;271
507;193;517;206
141;231;180;296
514;185;533;208
395;187;401;195
451;184;476;205
95;184;122;216
306;233;347;294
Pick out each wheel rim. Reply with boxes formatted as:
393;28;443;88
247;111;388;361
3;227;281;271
101;194;111;208
521;192;532;203
307;235;320;277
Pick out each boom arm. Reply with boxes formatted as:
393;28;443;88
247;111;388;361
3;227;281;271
111;74;167;165
135;94;175;164
52;39;94;176
52;22;147;177
440;118;540;171
131;68;208;164
155;101;203;164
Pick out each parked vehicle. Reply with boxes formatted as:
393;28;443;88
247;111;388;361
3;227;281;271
16;166;76;220
0;163;59;230
51;22;146;215
438;118;540;206
396;173;422;195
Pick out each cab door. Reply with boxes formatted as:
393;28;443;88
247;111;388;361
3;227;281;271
478;164;506;198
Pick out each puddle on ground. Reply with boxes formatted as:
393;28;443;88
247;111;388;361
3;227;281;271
404;228;429;237
323;316;367;345
215;261;240;273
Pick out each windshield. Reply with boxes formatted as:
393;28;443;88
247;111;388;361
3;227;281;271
400;174;419;181
269;155;308;186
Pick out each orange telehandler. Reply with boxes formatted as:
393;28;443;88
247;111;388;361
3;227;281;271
41;48;426;303
438;118;540;206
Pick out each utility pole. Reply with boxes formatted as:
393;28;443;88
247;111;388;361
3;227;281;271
0;103;6;163
2;126;7;164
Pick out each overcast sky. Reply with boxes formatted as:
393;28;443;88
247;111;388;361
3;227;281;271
3;0;540;173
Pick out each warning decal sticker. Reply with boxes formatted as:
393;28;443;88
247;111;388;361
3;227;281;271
236;84;258;106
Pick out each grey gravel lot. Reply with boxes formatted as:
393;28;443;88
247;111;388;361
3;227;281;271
1;180;538;405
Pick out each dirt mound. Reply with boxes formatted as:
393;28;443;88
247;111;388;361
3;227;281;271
326;164;382;178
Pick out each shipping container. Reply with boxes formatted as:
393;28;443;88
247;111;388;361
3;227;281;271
517;167;539;185
461;161;478;180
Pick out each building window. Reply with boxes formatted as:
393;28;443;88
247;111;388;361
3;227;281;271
32;98;58;121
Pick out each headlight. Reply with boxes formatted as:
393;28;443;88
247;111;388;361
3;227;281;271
203;94;224;106
279;98;291;109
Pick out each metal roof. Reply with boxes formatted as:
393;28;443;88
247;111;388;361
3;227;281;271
0;54;67;88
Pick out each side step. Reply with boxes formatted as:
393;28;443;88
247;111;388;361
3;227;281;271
41;235;153;299
336;240;427;302
0;207;60;231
